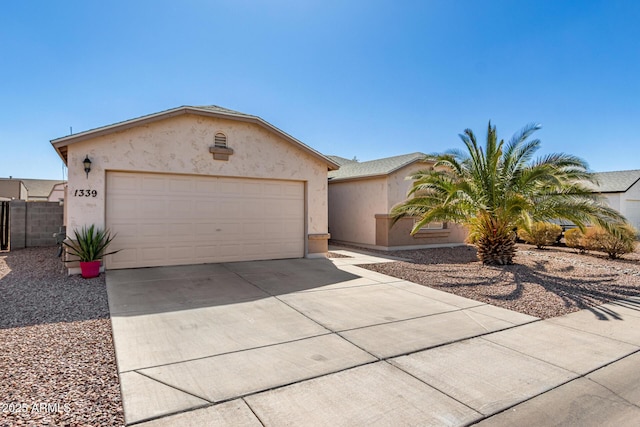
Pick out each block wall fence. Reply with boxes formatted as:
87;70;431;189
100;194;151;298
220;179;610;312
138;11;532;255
9;201;64;249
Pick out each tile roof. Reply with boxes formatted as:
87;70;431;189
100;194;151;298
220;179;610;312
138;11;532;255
590;169;640;193
328;152;428;181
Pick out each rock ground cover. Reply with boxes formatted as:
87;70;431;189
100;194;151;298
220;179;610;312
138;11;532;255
0;247;124;427
353;243;640;319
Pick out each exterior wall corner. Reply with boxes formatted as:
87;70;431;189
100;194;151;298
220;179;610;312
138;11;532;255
307;233;330;256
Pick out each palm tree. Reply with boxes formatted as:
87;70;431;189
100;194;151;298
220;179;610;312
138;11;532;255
391;122;628;265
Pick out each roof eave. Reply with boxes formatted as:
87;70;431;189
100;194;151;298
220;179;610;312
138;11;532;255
328;158;432;183
623;176;640;192
329;173;389;183
50;106;340;170
591;177;640;194
385;157;431;176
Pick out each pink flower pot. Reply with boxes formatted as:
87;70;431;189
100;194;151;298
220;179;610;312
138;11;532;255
80;260;101;278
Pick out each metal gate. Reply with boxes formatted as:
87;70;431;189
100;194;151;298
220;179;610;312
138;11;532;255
0;201;8;250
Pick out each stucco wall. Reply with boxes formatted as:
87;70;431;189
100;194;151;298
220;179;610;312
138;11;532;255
376;215;467;248
620;180;640;230
328;177;387;246
64;114;329;248
328;161;470;248
602;194;621;211
0;180;27;200
48;183;66;202
601;188;640;231
386;162;433;210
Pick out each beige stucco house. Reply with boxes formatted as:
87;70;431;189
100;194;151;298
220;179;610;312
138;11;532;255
48;182;66;202
0;178;65;201
51;105;338;272
328;153;467;250
590;169;640;231
0;179;27;200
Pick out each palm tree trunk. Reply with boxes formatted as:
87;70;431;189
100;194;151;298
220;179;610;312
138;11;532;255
475;232;516;264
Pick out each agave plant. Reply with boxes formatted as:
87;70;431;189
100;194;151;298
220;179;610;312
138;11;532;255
391;122;629;265
63;225;119;262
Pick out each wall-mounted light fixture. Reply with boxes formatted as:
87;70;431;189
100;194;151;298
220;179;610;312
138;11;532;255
83;155;92;178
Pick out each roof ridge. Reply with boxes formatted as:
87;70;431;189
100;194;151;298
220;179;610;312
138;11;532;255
192;105;256;117
350;152;426;166
328;152;431;181
50;105;340;171
589;169;640;193
594;169;640;174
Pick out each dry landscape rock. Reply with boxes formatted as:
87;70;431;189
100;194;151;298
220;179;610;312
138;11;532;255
354;243;640;319
0;248;124;427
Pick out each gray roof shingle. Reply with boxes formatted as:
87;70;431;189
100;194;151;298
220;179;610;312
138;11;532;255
590;169;640;193
326;155;358;166
328;152;428;181
328;153;640;193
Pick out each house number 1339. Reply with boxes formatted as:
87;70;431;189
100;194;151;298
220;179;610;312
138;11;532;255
73;189;98;197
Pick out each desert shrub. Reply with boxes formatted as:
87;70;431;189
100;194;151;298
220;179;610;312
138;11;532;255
582;227;606;252
564;228;587;253
584;225;638;259
519;222;562;249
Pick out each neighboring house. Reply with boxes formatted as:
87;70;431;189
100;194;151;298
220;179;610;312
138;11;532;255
21;179;67;201
0;177;66;201
47;182;67;202
51;105;338;271
0;178;28;200
327;153;467;250
590;169;640;231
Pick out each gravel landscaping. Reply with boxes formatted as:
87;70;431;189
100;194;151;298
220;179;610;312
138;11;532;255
350;243;640;319
0;247;124;427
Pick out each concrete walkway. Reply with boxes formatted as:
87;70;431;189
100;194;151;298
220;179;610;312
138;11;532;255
106;248;640;426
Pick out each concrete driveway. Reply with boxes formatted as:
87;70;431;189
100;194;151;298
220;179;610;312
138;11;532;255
106;249;640;426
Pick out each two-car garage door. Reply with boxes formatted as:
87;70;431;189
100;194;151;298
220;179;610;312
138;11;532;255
106;172;304;269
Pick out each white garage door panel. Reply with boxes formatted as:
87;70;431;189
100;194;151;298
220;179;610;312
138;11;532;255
106;172;305;269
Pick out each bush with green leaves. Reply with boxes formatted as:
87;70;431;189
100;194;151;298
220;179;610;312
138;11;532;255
519;222;562;249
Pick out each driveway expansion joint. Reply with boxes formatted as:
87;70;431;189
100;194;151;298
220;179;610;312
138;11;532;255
127;331;335;373
585;375;640;410
241;397;267;427
108;257;640;426
468;349;640;424
482;323;640;374
381;359;482;416
125;402;212;427
135;370;213;403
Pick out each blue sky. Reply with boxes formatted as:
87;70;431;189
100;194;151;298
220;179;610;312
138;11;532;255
1;0;638;179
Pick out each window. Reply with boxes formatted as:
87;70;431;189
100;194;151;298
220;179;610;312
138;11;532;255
414;219;445;230
214;132;227;148
412;185;445;230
